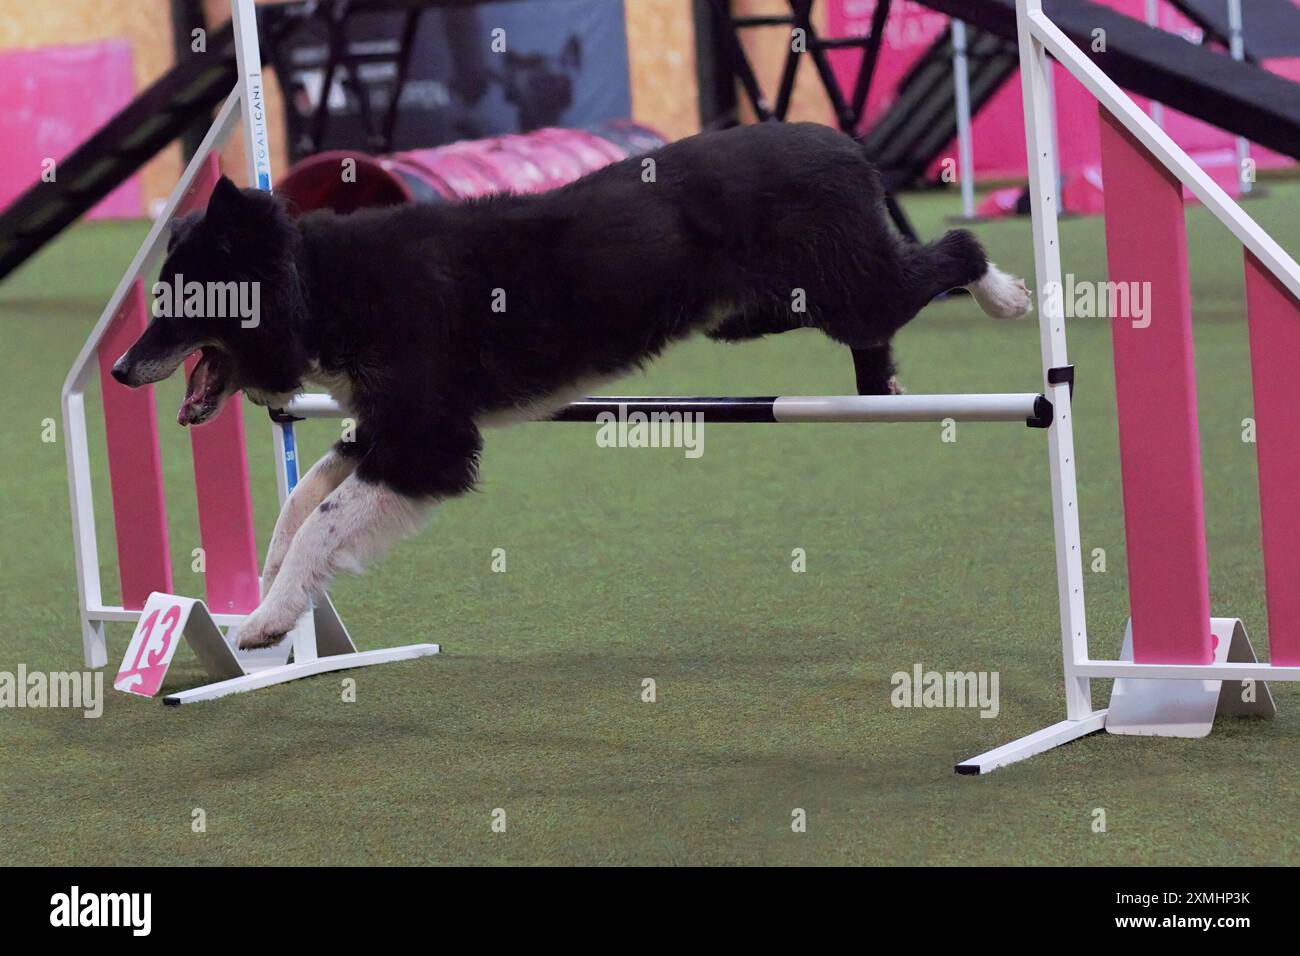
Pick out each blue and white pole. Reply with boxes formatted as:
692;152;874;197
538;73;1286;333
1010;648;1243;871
230;0;299;499
230;0;317;661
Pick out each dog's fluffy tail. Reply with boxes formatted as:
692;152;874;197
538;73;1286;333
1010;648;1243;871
912;229;1033;319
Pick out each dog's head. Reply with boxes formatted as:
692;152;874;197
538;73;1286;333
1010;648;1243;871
111;176;313;426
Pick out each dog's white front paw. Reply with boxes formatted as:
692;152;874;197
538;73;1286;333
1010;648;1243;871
236;606;295;650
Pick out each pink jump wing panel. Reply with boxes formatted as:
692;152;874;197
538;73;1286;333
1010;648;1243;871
1098;106;1213;665
1244;251;1300;666
96;280;173;607
180;154;261;614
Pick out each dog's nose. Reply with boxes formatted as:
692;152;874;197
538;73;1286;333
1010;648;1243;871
110;354;131;385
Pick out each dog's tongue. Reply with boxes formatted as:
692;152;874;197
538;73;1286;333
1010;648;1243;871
178;348;225;426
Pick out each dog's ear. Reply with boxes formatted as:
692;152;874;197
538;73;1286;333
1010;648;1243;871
166;212;201;253
206;175;246;227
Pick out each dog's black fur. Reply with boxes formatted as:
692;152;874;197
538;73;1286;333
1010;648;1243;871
116;121;996;503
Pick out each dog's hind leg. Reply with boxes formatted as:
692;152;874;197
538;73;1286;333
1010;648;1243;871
259;446;357;598
238;474;432;649
907;230;987;304
909;229;1033;319
850;345;902;395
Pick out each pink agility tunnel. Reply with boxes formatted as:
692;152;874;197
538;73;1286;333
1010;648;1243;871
276;120;665;215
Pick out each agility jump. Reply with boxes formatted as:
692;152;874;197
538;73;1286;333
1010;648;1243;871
955;0;1300;771
63;0;1300;771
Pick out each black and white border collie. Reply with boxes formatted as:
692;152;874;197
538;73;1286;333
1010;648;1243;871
111;122;1031;649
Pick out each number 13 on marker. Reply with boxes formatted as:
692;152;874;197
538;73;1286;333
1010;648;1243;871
114;594;188;696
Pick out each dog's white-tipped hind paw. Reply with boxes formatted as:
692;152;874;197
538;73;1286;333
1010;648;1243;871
968;263;1033;319
237;626;288;651
234;608;293;650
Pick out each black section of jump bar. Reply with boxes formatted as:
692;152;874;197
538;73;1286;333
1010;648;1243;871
1027;395;1054;429
914;0;1300;161
549;396;779;423
268;407;304;424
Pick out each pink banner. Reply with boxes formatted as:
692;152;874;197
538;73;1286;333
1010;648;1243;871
0;40;141;219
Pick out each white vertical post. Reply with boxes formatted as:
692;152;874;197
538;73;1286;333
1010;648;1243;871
230;0;318;662
65;392;108;667
1041;49;1063;195
1226;0;1252;194
1144;0;1165;129
951;20;977;220
1015;0;1093;721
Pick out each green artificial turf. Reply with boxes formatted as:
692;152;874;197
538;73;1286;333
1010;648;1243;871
1;182;1297;866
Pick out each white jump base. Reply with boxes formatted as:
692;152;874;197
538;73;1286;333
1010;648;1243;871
163;645;441;705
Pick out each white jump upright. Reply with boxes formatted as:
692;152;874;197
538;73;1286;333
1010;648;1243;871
64;0;439;704
956;0;1300;773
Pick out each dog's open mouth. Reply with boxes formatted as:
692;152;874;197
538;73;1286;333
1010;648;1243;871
178;347;233;426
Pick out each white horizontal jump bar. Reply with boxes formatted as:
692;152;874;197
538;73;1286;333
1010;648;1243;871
771;393;1040;423
280;392;1045;424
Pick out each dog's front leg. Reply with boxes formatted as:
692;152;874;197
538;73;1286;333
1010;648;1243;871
237;474;430;649
261;447;358;598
